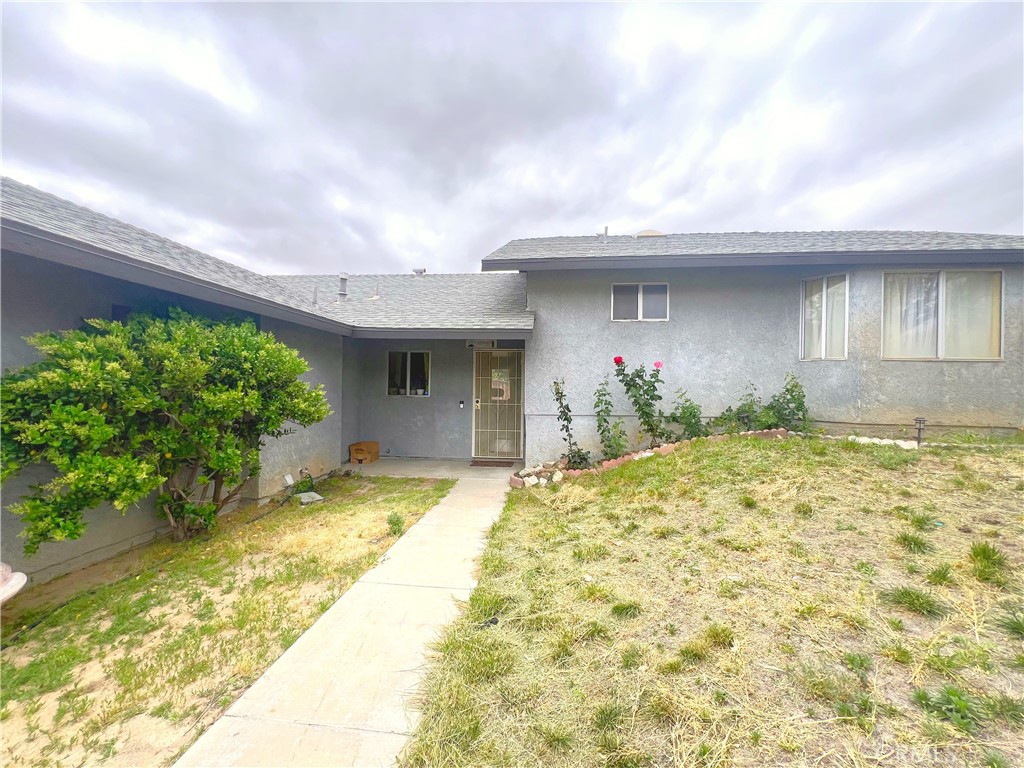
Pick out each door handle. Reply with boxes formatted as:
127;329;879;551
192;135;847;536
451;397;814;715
474;399;481;409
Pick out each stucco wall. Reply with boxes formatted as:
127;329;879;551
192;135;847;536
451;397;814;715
347;338;476;458
252;317;345;499
524;264;1023;464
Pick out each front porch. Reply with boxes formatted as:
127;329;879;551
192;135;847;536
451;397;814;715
344;457;524;481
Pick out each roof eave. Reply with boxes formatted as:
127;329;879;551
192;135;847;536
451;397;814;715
481;248;1024;272
351;326;532;340
2;219;356;336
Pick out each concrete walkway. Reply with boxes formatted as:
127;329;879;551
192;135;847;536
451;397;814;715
175;477;508;768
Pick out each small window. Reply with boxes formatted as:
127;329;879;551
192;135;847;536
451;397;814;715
801;274;847;360
882;271;1001;360
611;283;669;321
387;351;430;396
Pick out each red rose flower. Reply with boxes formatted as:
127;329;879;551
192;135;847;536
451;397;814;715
613;356;624;365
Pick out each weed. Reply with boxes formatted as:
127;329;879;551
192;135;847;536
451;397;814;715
926;563;954;586
387;512;406;536
994;603;1024;639
912;685;985;733
621;645;644;669
908;512;940;531
536;723;574;752
854;561;876;577
982;750;1010;768
678;640;710;664
703;623;734;648
842;652;872;680
611;601;642;619
793;502;813;518
574;544;611;562
879;641;912;665
894;532;933;554
593;702;623;731
881;586;947;618
652;526;679;539
970;541;1009;585
739;494;757;509
885;617;905;632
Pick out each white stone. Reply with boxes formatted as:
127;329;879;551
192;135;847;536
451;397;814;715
895;440;919;450
524;476;539;487
296;492;324;506
552;471;564;483
538;477;548;486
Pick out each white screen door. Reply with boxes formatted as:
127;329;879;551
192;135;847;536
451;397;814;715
472;350;524;459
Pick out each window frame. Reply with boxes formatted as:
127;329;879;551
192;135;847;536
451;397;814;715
799;272;849;361
386;350;432;397
880;268;1004;362
610;282;670;322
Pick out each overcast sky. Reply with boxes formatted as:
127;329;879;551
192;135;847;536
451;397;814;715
3;3;1022;275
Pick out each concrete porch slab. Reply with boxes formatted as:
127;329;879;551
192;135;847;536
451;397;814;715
344;457;523;480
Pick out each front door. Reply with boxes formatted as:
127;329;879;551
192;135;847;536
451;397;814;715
472;349;524;459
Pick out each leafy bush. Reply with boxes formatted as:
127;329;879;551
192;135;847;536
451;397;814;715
593;377;628;459
662;389;709;439
293;476;316;494
710;374;809;432
1;309;331;552
612;356;670;447
551;379;590;469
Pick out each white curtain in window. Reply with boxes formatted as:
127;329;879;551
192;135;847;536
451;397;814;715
825;275;846;359
944;271;1001;359
802;279;823;359
883;273;938;358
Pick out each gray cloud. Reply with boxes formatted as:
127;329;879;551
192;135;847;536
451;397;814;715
3;2;1021;275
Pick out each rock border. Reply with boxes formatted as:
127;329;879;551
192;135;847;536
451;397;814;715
509;428;793;487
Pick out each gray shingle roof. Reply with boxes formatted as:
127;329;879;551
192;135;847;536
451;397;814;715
271;273;531;330
484;231;1024;266
1;177;315;314
1;177;532;333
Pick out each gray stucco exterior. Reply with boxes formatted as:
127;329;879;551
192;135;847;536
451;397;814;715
522;264;1023;464
0;251;351;583
345;338;477;459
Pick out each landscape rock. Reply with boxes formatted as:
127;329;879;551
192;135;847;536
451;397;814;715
296;492;324;506
552;470;564;483
524;476;539;487
509;475;525;489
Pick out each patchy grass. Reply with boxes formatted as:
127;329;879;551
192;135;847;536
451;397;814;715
1;474;454;768
401;438;1023;767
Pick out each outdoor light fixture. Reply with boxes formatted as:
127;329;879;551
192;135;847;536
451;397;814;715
915;417;926;446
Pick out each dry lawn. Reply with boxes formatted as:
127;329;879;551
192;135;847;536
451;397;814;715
1;474;454;768
402;438;1023;768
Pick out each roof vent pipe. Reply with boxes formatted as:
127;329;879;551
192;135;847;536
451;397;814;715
413;268;427;277
338;273;349;301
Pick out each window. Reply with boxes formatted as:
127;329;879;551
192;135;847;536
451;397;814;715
882;271;1001;360
611;283;669;321
801;274;848;360
387;351;430;396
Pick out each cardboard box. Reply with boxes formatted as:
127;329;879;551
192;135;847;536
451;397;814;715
349;441;380;465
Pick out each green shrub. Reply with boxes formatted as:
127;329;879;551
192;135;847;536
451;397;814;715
663;389;708;439
594;377;628;460
0;309;330;552
612;357;670;447
710;374;809;433
293;476;316;494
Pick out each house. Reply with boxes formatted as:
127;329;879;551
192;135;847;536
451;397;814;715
2;177;1022;582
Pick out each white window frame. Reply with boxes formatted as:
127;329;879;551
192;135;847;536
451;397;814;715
880;268;1004;361
799;273;849;361
610;283;670;322
386;350;431;396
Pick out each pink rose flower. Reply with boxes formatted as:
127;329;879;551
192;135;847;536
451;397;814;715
653;361;663;369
